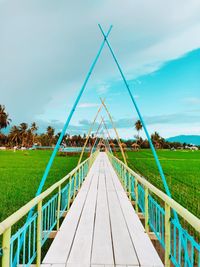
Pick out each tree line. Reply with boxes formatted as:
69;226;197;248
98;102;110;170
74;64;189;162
0;104;192;149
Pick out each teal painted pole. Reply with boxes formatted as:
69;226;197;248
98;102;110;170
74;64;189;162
98;24;172;198
98;24;191;265
34;25;112;199
13;25;112;267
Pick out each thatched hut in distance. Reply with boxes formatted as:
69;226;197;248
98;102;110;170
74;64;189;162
131;143;140;151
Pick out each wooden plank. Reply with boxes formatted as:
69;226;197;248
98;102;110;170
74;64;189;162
116;191;164;267
43;172;94;264
107;155;164;267
43;153;163;267
104;162;115;192
106;190;139;266
66;166;99;266
91;173;114;266
66;264;90;267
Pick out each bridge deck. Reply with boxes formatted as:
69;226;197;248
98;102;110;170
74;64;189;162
42;152;163;267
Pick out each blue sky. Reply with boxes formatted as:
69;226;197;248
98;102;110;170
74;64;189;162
0;0;200;138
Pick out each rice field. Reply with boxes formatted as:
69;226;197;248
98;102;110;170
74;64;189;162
0;150;84;222
116;149;200;218
0;149;199;223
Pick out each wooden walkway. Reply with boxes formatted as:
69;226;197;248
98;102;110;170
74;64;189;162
42;152;163;267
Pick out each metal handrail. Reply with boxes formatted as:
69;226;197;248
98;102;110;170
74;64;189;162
108;152;200;232
107;152;200;267
0;151;98;267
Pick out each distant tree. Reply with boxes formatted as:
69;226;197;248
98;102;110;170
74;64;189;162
19;123;28;146
151;131;166;149
0;105;11;130
31;122;38;144
135;120;142;142
9;126;21;146
0;133;7;146
46;126;55;146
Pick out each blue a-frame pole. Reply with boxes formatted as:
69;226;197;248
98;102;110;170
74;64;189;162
34;25;112;200
27;25;111;215
13;25;112;267
98;25;191;266
98;24;172;198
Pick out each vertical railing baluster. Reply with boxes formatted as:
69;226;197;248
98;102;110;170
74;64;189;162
57;185;61;230
73;173;77;200
36;200;42;267
81;165;84;183
124;167;126;189
2;226;11;267
165;203;171;267
128;173;131;200
145;187;149;233
135;180;139;213
78;167;81;189
67;176;72;210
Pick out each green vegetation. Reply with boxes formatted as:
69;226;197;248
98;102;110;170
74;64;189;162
117;149;200;218
0;150;84;222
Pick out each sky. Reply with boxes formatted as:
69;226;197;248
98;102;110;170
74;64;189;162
0;0;200;139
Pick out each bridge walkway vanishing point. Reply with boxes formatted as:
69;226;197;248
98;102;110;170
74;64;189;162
42;152;163;267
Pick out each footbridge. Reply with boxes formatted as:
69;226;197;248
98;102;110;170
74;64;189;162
1;24;200;267
0;151;200;267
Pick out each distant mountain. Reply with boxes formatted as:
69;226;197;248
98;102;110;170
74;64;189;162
166;135;200;145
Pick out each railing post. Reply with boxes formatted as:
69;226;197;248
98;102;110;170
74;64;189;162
36;200;42;267
78;167;81;188
81;165;84;182
144;187;149;233
73;173;77;200
123;167;126;188
128;173;131;200
165;203;171;267
135;179;139;213
2;227;11;267
57;185;61;230
67;176;72;210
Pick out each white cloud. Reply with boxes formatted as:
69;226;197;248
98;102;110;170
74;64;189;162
0;0;200;130
96;84;110;95
78;102;99;108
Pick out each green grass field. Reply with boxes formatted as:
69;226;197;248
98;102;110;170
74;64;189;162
0;150;84;222
117;149;200;218
0;149;199;223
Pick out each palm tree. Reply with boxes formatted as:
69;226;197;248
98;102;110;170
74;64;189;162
19;123;28;146
135;120;142;143
151;131;164;149
31;122;38;133
0;105;11;130
46;126;55;146
9;126;20;146
31;122;38;144
26;129;33;147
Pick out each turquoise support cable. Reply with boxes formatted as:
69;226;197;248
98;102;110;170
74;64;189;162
13;25;112;267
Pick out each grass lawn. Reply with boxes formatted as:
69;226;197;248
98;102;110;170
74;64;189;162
117;149;200;218
0;150;85;222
